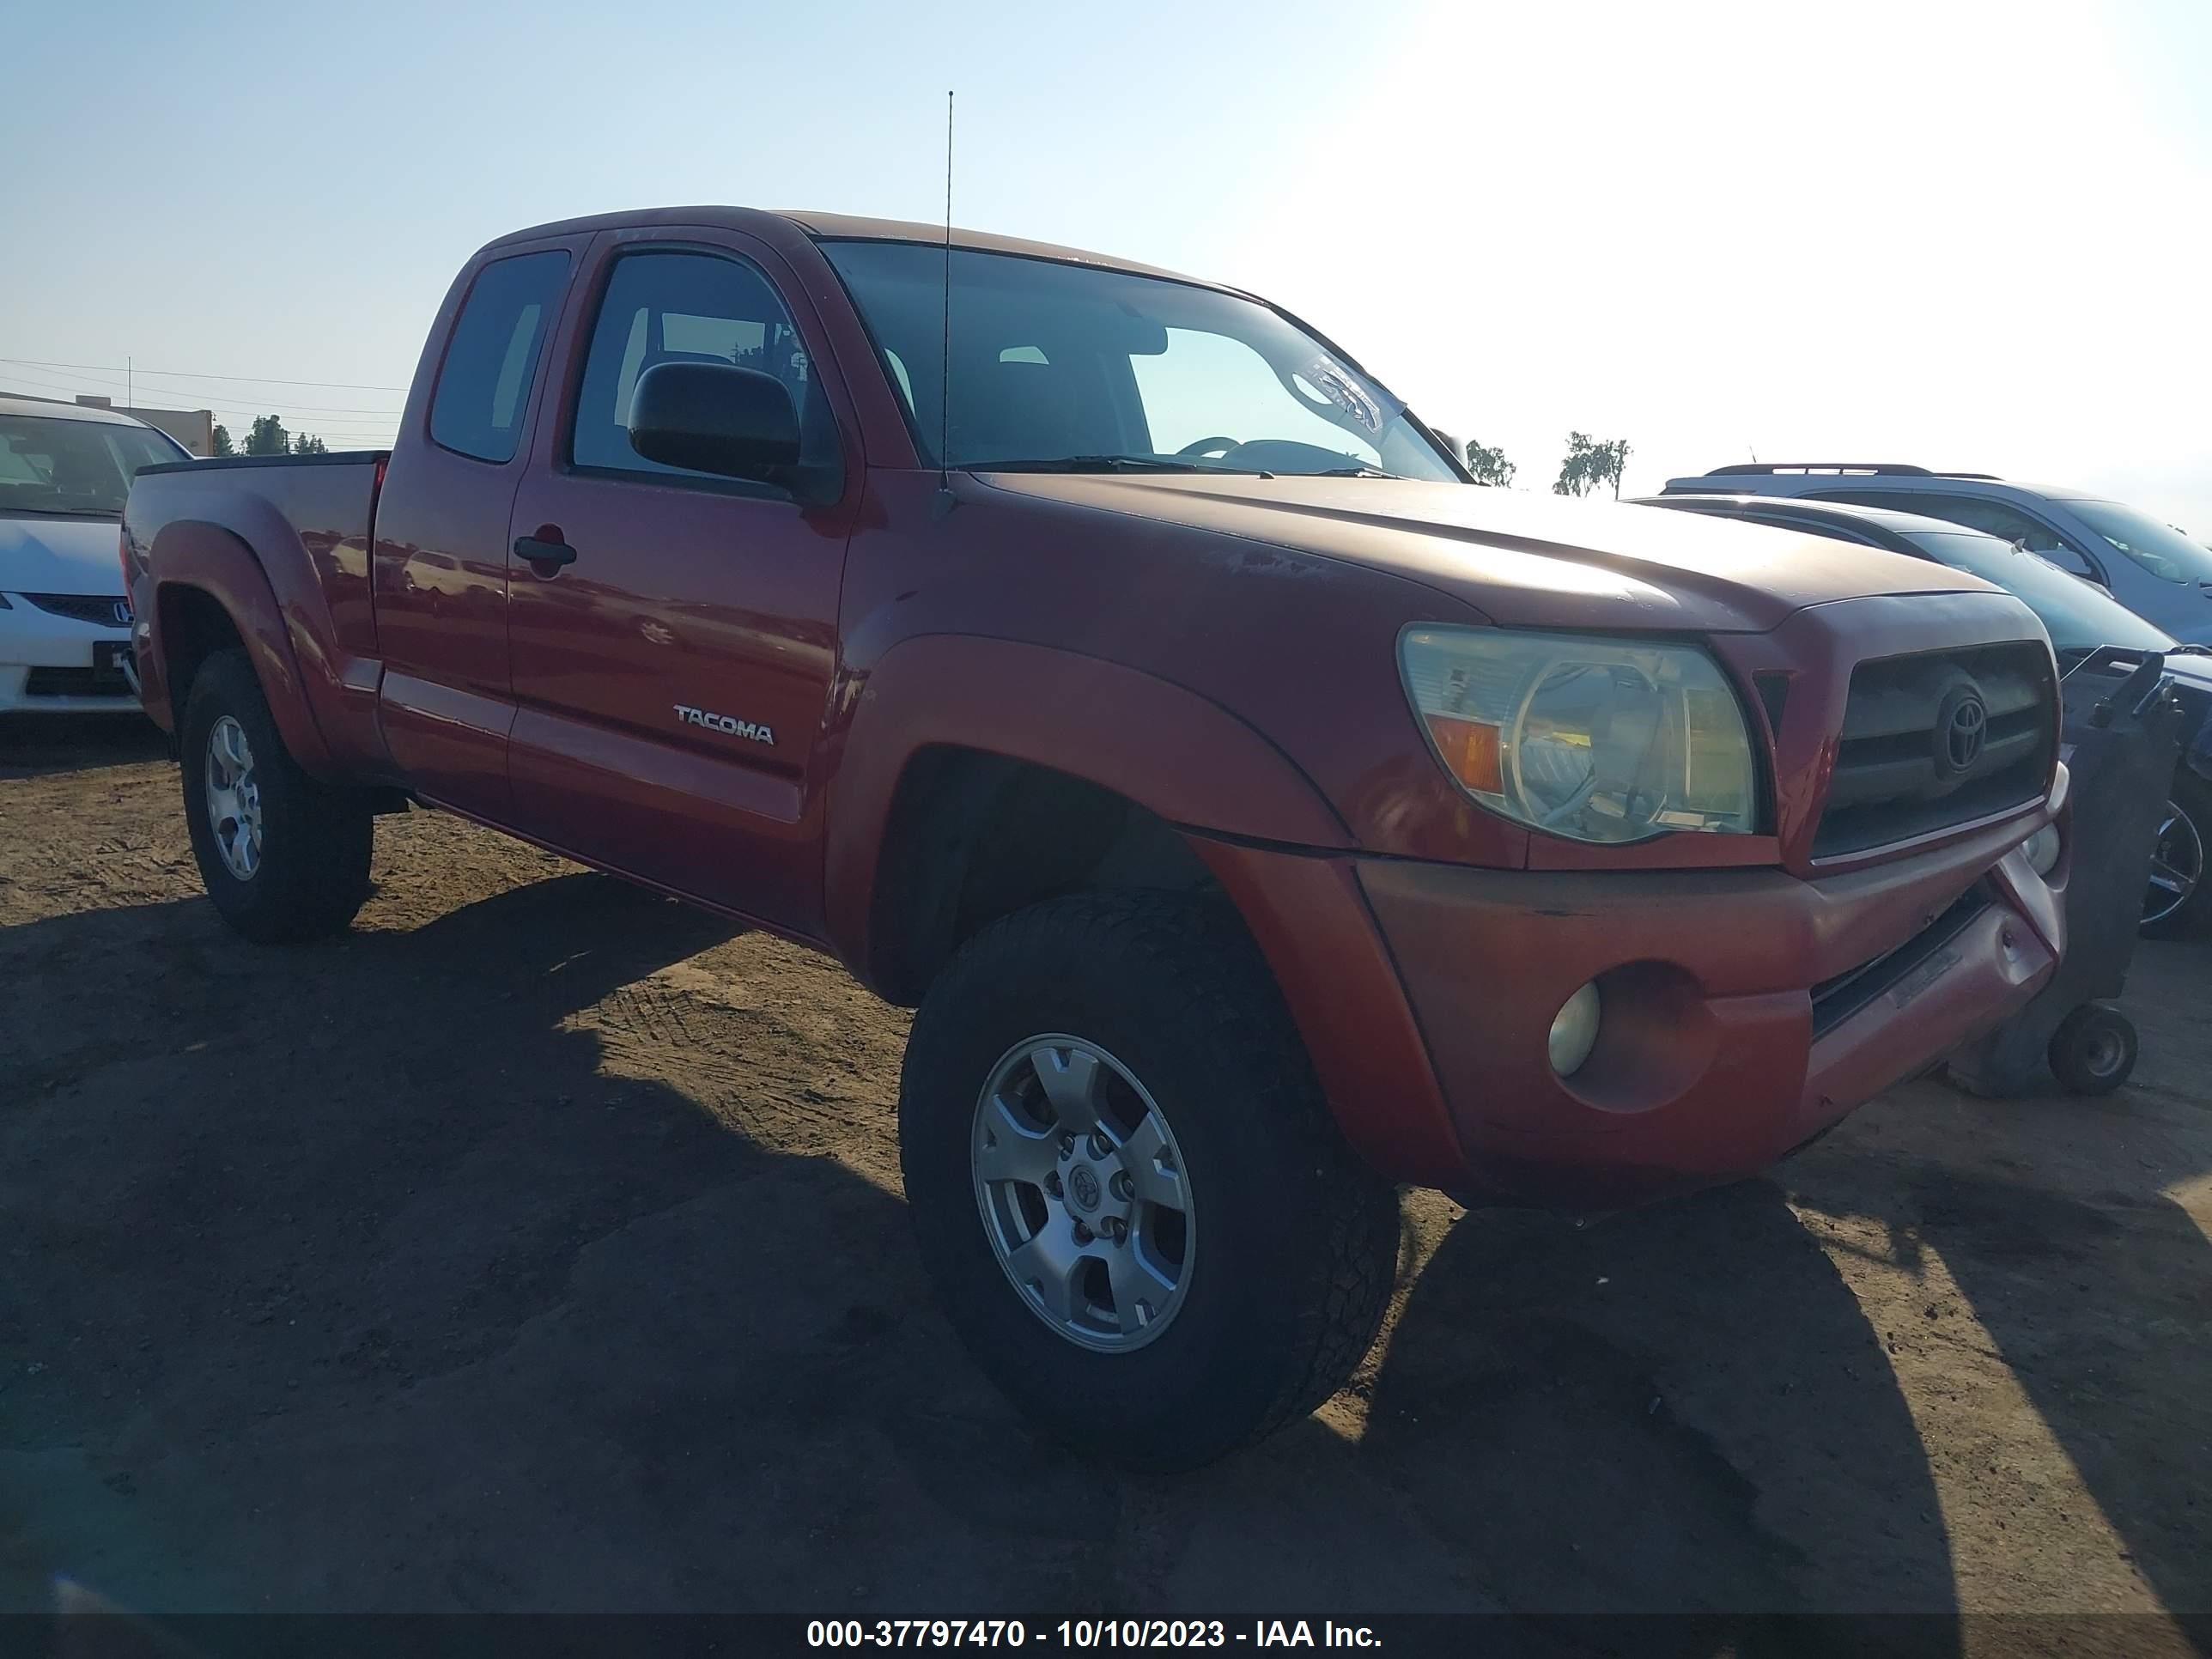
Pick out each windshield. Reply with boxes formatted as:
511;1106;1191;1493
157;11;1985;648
1911;530;2173;655
0;415;184;518
2070;499;2212;586
819;241;1462;482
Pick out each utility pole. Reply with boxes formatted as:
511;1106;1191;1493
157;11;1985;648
127;356;133;410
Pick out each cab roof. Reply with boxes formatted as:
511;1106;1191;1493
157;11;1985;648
485;205;1222;290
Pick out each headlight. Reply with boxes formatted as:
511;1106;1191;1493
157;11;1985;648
1401;625;1759;843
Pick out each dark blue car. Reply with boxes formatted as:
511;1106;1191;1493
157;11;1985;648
1661;464;2212;647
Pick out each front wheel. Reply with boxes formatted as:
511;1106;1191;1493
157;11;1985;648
899;891;1402;1472
180;649;373;944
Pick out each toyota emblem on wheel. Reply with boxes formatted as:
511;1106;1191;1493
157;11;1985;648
1068;1164;1100;1212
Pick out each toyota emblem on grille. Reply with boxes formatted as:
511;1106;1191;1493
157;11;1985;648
1935;687;1989;777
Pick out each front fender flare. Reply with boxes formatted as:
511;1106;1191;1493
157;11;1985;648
822;633;1352;977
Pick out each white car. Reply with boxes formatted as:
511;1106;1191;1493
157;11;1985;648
1;394;190;714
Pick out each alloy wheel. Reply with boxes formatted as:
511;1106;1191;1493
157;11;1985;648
204;714;264;881
2143;799;2203;928
970;1035;1194;1352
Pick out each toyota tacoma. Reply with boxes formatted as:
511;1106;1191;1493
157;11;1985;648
122;207;2068;1468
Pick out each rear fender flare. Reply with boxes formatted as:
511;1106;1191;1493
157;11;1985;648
149;520;336;775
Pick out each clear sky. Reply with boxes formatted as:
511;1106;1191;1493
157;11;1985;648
4;0;2206;528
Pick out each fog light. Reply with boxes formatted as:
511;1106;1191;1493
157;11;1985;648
2025;823;2061;877
1548;981;1602;1077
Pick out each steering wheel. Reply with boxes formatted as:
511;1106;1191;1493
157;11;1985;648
1174;435;1241;460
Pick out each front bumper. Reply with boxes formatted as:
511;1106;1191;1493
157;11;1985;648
1197;787;2064;1206
0;598;139;715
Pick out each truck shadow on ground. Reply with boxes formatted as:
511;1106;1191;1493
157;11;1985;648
1788;1127;2212;1651
0;715;168;781
0;870;1969;1647
2;872;1119;1620
1279;1186;1962;1656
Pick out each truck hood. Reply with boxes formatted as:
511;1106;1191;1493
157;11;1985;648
977;473;1995;633
0;514;122;596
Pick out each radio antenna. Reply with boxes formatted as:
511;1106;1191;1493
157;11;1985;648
935;90;956;514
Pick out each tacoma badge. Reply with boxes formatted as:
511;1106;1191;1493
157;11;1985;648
674;704;775;745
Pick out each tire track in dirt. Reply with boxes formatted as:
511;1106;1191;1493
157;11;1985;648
586;966;906;1176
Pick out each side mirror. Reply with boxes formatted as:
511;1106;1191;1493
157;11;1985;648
629;362;801;483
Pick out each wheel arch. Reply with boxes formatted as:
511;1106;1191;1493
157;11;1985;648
823;634;1352;1005
861;745;1222;1006
147;520;334;773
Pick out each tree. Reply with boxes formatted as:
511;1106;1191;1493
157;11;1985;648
242;415;289;457
1462;440;1516;489
210;423;234;457
292;432;328;455
1552;432;1632;499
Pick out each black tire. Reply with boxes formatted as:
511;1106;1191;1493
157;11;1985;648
2142;772;2210;939
899;890;1402;1473
2047;1003;2138;1097
179;649;373;944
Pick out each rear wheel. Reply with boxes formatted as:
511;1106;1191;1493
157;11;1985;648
180;650;373;943
2142;775;2209;938
899;891;1401;1472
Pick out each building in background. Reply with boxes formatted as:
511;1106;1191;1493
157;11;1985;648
71;395;213;457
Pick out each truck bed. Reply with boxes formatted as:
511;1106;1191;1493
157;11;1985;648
123;449;391;757
128;452;389;586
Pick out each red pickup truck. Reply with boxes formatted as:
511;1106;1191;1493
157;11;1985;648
123;207;2068;1468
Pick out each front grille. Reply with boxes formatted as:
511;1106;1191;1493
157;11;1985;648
1814;642;2054;858
22;592;131;628
1808;884;1990;1038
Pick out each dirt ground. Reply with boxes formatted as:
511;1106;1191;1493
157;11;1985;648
3;717;2208;1650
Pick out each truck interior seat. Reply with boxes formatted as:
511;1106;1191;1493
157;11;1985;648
956;359;1091;463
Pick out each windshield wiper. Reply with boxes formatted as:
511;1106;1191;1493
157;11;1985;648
963;455;1267;476
1;503;119;517
1313;465;1404;479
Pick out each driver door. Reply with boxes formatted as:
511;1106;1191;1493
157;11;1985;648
503;228;860;937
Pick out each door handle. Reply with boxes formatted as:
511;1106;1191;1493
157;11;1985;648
514;534;577;568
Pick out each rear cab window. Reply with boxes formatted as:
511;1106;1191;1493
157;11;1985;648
430;250;574;464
